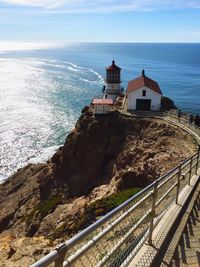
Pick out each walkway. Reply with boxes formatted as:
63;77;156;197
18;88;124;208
169;191;200;267
128;174;200;267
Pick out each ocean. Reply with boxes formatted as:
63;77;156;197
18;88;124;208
0;42;199;180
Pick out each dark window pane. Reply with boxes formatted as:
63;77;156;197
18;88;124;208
142;90;146;96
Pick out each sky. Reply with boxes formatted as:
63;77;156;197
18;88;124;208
0;0;200;42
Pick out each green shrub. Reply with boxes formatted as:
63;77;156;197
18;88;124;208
161;96;177;110
38;195;62;217
89;187;141;217
26;195;61;226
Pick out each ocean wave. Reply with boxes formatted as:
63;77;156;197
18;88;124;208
89;68;104;83
29;145;59;164
64;62;104;84
79;77;103;85
64;61;86;70
67;66;82;72
0;174;6;184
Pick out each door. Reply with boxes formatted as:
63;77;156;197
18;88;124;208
136;99;151;111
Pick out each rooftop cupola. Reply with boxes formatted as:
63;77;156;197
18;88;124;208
106;60;121;84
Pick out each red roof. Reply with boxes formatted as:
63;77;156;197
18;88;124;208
92;99;113;105
106;60;121;71
127;72;162;95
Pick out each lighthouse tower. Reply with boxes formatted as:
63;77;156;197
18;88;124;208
104;60;122;101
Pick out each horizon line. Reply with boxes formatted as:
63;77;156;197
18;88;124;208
0;41;200;44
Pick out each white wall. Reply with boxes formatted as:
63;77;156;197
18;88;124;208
104;94;118;101
105;83;121;101
127;86;161;110
106;83;120;94
106;83;121;91
94;104;111;114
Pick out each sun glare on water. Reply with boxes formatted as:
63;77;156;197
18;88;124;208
0;42;66;52
0;47;102;181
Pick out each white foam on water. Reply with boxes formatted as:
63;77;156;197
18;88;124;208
88;68;104;84
0;174;6;184
29;145;60;164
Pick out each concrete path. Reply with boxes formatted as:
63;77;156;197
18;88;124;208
128;175;200;267
158;182;200;267
171;195;200;267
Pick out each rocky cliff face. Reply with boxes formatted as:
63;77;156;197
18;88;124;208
0;107;197;266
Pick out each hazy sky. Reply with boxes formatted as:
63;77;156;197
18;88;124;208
0;0;200;42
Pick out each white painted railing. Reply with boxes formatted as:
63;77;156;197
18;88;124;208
31;114;200;267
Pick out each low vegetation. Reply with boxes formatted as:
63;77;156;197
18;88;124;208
51;187;141;240
88;187;141;217
26;195;62;226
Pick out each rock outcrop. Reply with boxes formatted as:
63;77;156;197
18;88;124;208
0;106;197;265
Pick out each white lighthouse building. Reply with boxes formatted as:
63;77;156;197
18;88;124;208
126;70;163;111
104;60;122;101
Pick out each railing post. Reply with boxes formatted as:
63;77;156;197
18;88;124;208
196;152;200;175
176;165;181;204
148;181;158;245
54;244;67;267
188;158;193;185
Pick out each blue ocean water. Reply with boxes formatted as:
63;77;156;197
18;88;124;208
0;42;199;180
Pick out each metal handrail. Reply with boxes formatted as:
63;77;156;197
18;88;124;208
31;114;200;267
165;112;200;142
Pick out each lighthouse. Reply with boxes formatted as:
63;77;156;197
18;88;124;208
104;60;122;101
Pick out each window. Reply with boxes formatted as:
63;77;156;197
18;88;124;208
142;90;146;97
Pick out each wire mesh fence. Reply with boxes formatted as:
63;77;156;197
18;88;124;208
63;186;153;267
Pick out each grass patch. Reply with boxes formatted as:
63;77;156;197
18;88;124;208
89;187;141;217
26;195;62;226
37;195;62;218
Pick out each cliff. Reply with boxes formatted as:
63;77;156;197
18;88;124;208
0;106;197;266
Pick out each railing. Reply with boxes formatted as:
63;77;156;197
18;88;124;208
31;115;200;267
165;111;200;143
